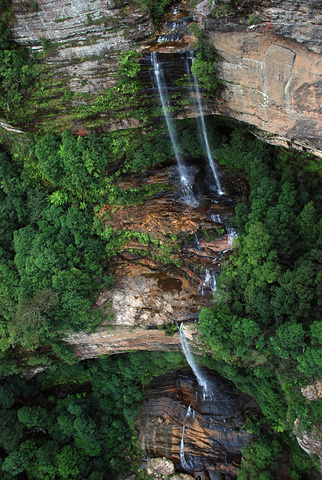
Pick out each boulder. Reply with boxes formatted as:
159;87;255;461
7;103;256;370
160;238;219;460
147;458;175;476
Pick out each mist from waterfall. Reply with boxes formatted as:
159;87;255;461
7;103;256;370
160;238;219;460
185;52;224;196
179;324;209;395
151;52;197;206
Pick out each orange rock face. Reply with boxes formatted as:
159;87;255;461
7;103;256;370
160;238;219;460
65;166;237;359
209;28;322;156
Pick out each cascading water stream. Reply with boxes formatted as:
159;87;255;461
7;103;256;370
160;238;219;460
227;227;238;247
180;405;195;471
200;268;217;295
151;52;197;206
185;53;224;196
179;324;209;395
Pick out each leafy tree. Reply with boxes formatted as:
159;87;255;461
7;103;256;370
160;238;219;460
0;21;38;118
57;445;81;479
0;410;24;452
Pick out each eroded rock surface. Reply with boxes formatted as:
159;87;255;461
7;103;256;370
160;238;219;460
10;0;154;94
64;326;182;359
136;367;257;477
294;419;322;470
301;380;322;401
7;0;322;155
65;165;235;359
147;458;175;476
205;23;322;156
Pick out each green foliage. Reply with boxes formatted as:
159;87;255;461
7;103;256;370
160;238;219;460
0;21;39;119
199;126;321;475
247;13;263;25
150;0;176;23
190;25;221;92
35;132;112;201
131;0;176;23
0;352;185;479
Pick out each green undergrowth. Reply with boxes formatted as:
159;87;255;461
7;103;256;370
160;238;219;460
190;25;222;94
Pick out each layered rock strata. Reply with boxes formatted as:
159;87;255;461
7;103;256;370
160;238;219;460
205;22;322;156
6;0;322;156
193;0;322;156
136;367;257;478
64;166;236;359
10;0;154;93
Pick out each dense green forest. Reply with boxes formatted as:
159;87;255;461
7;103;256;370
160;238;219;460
199;126;322;478
0;352;185;479
1;119;321;479
0;6;321;479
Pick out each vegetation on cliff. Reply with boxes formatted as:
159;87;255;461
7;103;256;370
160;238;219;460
0;6;321;478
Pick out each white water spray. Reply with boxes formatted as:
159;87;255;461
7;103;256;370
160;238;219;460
194;233;201;250
180;406;195;471
200;268;217;294
186;53;224;196
151;52;197;206
211;213;222;223
227;227;238;247
179;324;209;394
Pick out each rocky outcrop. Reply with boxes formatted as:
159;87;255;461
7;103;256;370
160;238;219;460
136;367;257;478
147;458;175;476
264;0;322;55
294;380;322;470
301;380;322;401
294;419;322;470
64;326;182;359
10;0;154;94
64;165;236;359
7;0;322;156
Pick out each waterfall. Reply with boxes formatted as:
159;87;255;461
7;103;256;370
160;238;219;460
185;53;224;196
180;426;193;471
151;52;197;206
180;406;195;472
194;233;201;250
179;324;209;394
200;268;217;294
211;213;222;223
227;227;238;247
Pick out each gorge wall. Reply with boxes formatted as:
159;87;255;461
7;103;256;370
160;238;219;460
197;0;322;156
64;165;236;359
5;0;322;156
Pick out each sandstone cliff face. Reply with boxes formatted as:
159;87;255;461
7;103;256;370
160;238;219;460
11;0;154;93
64;167;236;359
7;0;322;156
196;1;322;156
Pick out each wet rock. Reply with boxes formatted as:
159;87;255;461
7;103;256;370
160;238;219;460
147;458;175;475
171;474;194;480
137;367;258;477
